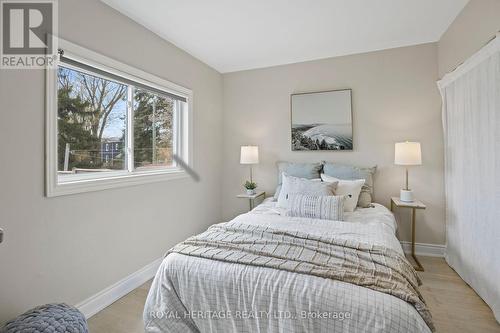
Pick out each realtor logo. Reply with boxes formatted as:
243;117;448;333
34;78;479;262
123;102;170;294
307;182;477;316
1;0;57;68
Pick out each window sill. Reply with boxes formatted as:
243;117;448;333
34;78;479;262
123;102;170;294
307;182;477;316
46;168;189;197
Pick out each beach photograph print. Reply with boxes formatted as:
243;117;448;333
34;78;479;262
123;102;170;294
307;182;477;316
291;89;353;151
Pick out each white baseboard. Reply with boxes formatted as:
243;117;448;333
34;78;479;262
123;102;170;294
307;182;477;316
75;257;162;319
400;241;445;257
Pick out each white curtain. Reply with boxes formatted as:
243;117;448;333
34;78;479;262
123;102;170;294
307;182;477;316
438;33;500;322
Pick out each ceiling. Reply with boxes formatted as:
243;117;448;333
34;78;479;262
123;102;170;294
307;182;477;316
101;0;469;73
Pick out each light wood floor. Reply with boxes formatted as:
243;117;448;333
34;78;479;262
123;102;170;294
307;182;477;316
88;257;500;333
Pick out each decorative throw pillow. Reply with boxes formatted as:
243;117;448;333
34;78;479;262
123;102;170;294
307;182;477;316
273;162;323;199
277;174;337;209
321;174;365;212
322;162;376;208
286;194;345;221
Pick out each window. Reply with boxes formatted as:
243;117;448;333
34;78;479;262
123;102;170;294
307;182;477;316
133;88;176;170
46;39;192;197
57;66;127;174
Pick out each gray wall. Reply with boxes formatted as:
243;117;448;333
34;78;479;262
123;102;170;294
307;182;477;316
222;43;445;245
0;0;223;323
438;0;500;77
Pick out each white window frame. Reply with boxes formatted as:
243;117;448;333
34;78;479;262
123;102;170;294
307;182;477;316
45;39;193;197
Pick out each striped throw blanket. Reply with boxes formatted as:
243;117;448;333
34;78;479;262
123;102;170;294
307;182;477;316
168;222;434;332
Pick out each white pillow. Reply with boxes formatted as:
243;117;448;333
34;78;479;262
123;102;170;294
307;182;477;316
277;174;337;209
320;174;365;212
286;194;346;221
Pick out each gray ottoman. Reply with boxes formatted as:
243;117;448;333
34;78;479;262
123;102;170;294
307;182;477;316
1;303;88;333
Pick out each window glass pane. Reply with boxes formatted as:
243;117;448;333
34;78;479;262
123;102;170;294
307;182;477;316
57;66;127;177
133;89;175;169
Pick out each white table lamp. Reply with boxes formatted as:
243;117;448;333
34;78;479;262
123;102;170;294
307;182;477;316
395;141;421;202
240;146;259;183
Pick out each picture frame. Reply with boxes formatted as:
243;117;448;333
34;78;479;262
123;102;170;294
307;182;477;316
291;89;353;151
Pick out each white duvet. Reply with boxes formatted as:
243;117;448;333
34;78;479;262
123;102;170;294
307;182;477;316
143;201;430;333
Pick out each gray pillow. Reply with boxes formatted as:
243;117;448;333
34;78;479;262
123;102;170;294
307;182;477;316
274;162;323;199
277;162;323;184
322;162;377;208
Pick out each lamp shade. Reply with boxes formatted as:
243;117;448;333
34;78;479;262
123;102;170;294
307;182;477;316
395;142;422;165
240;146;259;164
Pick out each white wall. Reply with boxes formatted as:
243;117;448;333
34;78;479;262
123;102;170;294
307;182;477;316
0;0;223;324
222;43;444;245
438;0;500;78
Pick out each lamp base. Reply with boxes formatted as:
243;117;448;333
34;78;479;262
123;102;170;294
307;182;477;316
400;189;414;202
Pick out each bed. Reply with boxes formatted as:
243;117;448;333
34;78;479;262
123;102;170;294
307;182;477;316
143;197;433;333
